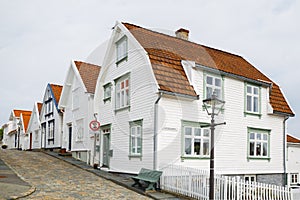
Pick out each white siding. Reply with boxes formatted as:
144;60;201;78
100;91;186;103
287;143;300;187
158;68;285;175
96;25;158;174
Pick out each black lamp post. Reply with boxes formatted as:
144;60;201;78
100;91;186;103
203;91;226;200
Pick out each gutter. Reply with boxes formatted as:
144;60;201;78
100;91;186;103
153;92;162;170
283;116;289;186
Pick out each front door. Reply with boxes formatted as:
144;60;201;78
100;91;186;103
29;133;32;150
102;133;110;167
68;125;72;151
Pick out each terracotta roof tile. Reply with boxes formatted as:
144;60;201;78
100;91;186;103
74;61;101;94
50;84;63;103
123;22;294;115
13;110;32;118
21;112;32;132
37;102;43;114
287;134;300;143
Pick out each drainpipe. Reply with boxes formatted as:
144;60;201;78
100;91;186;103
283;116;289;186
153;92;162;170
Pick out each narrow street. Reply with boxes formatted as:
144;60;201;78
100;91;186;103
0;150;150;200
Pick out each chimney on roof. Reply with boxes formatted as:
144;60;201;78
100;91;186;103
175;28;189;40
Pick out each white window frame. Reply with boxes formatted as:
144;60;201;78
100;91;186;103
205;74;223;100
48;121;54;140
291;173;299;185
248;128;270;159
129;120;142;157
183;123;210;158
246;84;260;114
103;83;112;101
115;76;130;110
116;36;128;63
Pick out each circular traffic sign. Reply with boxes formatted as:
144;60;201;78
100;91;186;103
89;120;100;131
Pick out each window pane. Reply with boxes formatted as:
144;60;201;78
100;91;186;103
185;138;192;155
247;95;252;111
247;86;252;94
250;142;255;156
116;83;120;91
131;127;136;136
250;133;255;140
215;78;221;87
254;87;258;95
121;81;124;89
194;128;201;136
263;143;268;156
256;133;261;140
194;139;200;155
206;87;213;98
263;134;268;141
203;129;209;137
256;142;261;156
253;97;258;112
215;89;221;99
121;91;124;107
203;139;209;155
126;89;129;106
116;93;120;108
125;79;129;87
185;127;192;136
207;76;213;85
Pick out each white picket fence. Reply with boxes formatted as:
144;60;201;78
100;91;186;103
160;164;293;200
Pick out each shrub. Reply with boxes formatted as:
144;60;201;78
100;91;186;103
1;144;8;149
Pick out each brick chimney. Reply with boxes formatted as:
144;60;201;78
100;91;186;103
175;28;189;40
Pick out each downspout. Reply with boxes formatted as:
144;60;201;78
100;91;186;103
153;92;162;170
283;116;289;186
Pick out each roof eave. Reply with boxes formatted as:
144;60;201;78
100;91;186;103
159;89;199;100
273;110;295;117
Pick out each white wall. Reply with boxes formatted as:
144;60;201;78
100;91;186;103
96;24;158;174
157;68;285;175
287;143;300;187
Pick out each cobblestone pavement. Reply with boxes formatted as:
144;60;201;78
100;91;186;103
0;150;150;200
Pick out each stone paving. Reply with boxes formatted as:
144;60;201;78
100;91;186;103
0;150;150;200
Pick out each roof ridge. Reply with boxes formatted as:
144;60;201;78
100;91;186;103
122;22;242;59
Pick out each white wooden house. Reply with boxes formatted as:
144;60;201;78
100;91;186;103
287;134;300;189
94;22;294;186
26;102;43;150
19;111;32;150
58;60;101;165
40;83;63;149
2;110;31;149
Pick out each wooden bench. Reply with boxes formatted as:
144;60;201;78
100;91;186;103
131;168;163;191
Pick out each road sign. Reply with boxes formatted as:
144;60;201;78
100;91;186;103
89;120;100;131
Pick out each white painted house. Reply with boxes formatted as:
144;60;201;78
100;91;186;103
27;102;43;150
94;22;294;186
19;111;32;150
58;60;101;165
2;110;32;149
287;134;300;189
40;83;63;149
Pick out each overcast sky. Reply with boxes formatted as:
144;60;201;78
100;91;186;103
0;0;299;137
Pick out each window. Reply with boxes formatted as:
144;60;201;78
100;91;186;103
248;128;270;158
129;120;142;156
48;121;54;144
115;77;130;110
103;83;112;101
205;74;222;99
244;175;256;183
246;84;260;114
182;121;210;157
75;119;84;141
116;36;127;63
291;173;299;184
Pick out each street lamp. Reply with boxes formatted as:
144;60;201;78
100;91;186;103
203;90;226;200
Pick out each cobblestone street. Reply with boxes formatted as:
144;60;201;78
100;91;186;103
0;150;150;200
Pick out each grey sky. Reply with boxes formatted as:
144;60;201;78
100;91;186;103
0;0;299;137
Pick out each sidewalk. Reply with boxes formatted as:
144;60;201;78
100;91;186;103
44;151;187;200
0;154;35;200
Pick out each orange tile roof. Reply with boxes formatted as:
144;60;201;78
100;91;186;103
74;61;101;94
50;84;63;104
123;22;294;115
21;112;32;132
287;134;300;143
13;110;32;118
37;102;43;114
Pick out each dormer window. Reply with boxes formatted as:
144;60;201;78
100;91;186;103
205;74;223;100
116;36;128;64
245;84;260;114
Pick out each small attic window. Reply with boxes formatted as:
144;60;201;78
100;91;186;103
116;36;128;64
